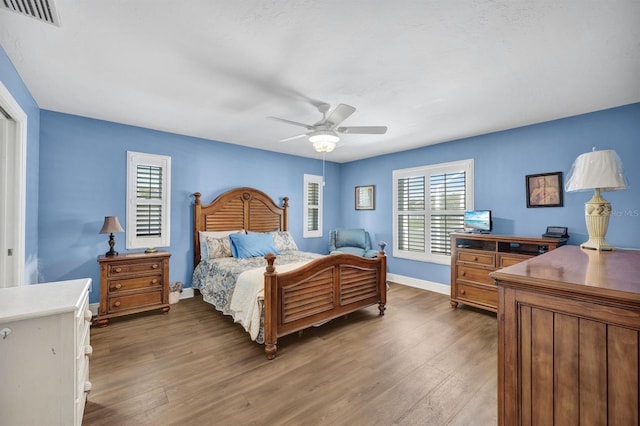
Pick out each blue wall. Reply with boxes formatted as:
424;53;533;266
38;111;341;302
340;103;640;284
0;46;40;282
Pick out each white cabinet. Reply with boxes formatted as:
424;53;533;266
0;278;92;426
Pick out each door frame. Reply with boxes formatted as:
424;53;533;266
0;80;27;287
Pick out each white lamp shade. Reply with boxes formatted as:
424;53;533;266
565;149;628;192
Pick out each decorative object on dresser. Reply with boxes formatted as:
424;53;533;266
96;251;171;326
450;233;562;313
491;246;640;425
565;148;628;251
192;187;387;359
0;278;92;426
99;215;124;256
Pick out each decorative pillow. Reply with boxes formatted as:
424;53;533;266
199;230;244;260
269;231;299;252
229;232;280;259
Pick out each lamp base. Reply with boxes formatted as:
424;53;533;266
582;189;615;251
105;249;119;257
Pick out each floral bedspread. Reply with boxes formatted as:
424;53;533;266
191;251;322;343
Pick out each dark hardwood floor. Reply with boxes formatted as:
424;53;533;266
83;284;497;425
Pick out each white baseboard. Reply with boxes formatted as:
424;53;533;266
387;273;450;296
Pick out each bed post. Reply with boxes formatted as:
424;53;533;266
378;251;387;316
264;253;278;359
193;192;202;268
282;197;289;231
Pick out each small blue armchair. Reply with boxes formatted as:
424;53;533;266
329;228;379;258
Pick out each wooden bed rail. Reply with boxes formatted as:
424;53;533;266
263;251;387;359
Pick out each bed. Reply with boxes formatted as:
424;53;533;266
191;187;387;359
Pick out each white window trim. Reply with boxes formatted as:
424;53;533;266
303;174;323;238
126;151;171;250
393;159;474;265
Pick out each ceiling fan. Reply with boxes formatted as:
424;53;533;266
268;103;387;152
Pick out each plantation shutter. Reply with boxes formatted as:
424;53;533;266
396;176;426;253
303;174;323;238
136;165;162;237
429;172;466;255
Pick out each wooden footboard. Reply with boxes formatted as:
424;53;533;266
263;252;387;359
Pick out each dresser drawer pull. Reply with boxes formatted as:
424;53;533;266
473;256;478;261
84;381;92;393
151;264;159;269
115;283;122;289
84;310;93;322
151;279;159;285
460;289;466;295
114;267;122;273
461;271;466;277
114;301;121;307
85;345;93;357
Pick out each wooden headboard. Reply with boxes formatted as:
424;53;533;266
193;187;289;267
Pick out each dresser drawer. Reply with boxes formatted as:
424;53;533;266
457;251;495;267
498;253;534;268
108;260;162;277
108;291;163;313
456;283;497;307
457;265;495;286
109;276;162;293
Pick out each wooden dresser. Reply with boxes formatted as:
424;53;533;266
491;246;640;425
97;251;170;326
450;233;561;312
0;278;92;426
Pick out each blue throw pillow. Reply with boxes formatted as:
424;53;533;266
229;232;280;259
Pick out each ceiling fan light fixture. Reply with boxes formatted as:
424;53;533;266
309;130;339;153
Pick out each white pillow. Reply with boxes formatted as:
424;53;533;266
199;230;244;260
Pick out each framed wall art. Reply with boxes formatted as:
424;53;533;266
355;185;375;210
526;172;563;208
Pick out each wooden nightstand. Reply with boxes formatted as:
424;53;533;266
96;251;171;327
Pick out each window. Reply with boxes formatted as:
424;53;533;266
303;174;323;238
393;159;474;264
126;151;171;249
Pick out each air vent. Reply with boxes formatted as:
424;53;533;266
1;0;60;26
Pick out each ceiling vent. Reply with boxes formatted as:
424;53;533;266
1;0;60;26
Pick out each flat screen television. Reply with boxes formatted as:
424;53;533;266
463;210;492;233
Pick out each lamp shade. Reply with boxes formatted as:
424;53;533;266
99;216;124;234
565;149;628;192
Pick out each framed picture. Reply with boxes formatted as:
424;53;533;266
526;172;563;208
355;185;375;210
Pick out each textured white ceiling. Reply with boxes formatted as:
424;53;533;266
1;1;639;162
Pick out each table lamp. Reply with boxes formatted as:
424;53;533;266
99;216;124;256
565;148;628;250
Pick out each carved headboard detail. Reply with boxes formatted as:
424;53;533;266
193;187;289;267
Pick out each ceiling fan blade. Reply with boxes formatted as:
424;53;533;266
337;126;388;134
267;116;314;130
323;104;356;127
280;133;309;142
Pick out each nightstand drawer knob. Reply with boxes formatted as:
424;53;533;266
152;264;159;269
115;283;122;289
84;310;92;322
461;289;466;295
114;301;121;307
461;271;466;277
85;345;93;357
84;381;92;393
473;256;478;261
114;267;122;273
151;279;158;285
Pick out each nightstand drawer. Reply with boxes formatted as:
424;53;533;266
108;261;162;277
108;291;163;313
109;276;162;293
